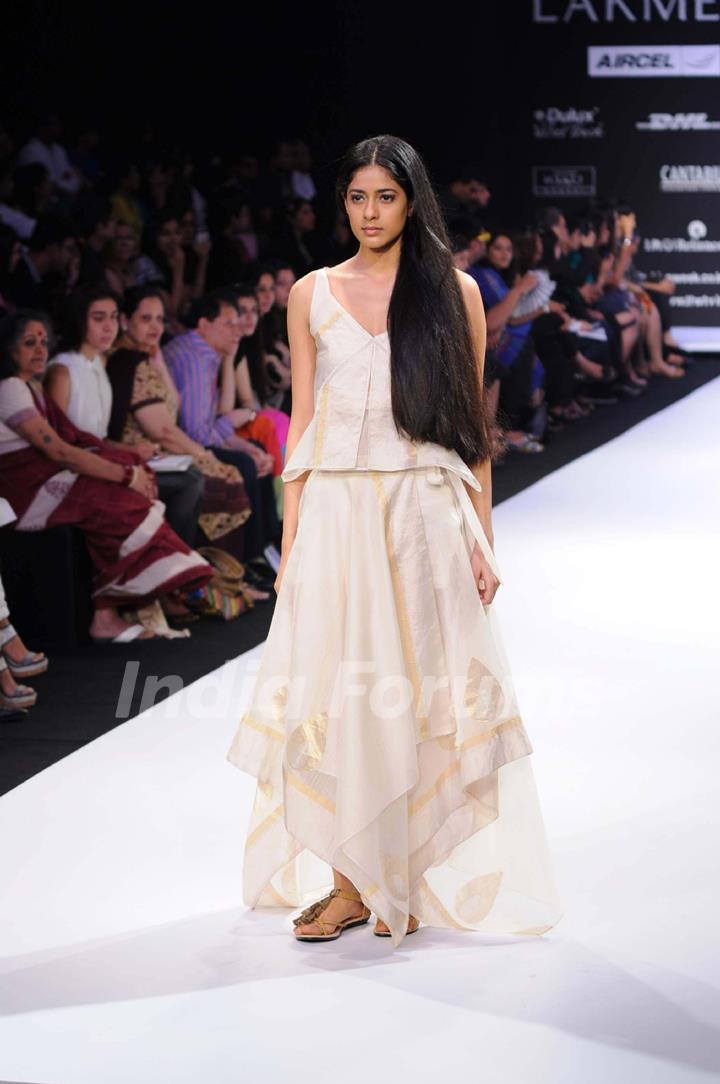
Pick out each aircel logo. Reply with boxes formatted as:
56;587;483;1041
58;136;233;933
533;107;604;139
637;112;720;129
588;44;720;76
660;164;720;191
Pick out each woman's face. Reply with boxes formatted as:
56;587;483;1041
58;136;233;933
13;320;49;380
157;219;181;255
255;273;275;315
180;210;195;246
343;164;410;251
293;201;316;233
125;297;165;351
274;268;295;307
488;235;513;270
84;298;119;355
237;294;260;337
113;225;138;263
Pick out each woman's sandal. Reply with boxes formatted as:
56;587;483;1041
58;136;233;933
0;623;48;678
0;657;37;709
293;886;371;942
373;915;421;937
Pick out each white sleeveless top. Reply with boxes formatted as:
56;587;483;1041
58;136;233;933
46;351;112;438
281;266;482;495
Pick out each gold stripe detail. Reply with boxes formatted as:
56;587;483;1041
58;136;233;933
458;715;523;752
241;713;284;743
369;471;429;741
287;771;336;813
409;716;524;816
246;804;284;848
311;383;331;467
313;308;343;342
409;762;460;816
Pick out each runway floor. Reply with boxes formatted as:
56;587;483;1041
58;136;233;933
1;377;718;1084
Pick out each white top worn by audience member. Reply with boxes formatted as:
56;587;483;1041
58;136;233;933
46;351;112;437
17;138;81;195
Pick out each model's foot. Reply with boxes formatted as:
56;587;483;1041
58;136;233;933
374;915;420;936
293;893;368;937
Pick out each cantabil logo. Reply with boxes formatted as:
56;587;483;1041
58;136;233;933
588;44;720;76
534;0;720;22
636;112;720;129
534;106;604;139
659;164;720;191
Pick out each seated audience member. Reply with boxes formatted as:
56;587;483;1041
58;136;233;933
103;219;141;296
233;282;289;476
262;262;294;410
47;285;205;548
10;163;51;224
272;198;319;276
474;232;546;453
17;114;81;199
76;197;117;287
106;287;266;599
109;163;145;242
0;168;37;241
163;291;280;575
438;168;493;236
178;207;211;306
0;570;46;716
0;310;212;642
206;199;259;288
141;209;187;326
0;225;22;317
6;214;78;318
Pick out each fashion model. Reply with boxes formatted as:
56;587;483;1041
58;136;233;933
227;135;562;947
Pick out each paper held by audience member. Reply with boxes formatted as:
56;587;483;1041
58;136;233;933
147;454;194;473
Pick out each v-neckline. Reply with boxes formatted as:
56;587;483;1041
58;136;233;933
323;267;389;341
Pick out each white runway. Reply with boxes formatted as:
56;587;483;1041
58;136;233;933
1;379;719;1084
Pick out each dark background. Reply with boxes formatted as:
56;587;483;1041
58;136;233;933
4;0;720;321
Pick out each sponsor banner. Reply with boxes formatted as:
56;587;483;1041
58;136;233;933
659;164;720;191
588;44;720;77
636;111;720;130
532;165;597;196
533;106;604;139
533;0;720;22
642;219;720;253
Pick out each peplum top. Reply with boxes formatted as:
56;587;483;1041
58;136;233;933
281;267;502;583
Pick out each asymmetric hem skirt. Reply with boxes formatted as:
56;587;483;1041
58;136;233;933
227;466;562;947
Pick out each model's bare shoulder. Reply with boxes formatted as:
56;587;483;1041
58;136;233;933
454;267;482;302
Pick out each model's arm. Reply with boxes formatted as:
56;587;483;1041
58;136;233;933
276;272;317;581
457;271;493;547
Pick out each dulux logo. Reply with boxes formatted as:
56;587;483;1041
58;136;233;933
637;112;720;129
534;106;604;139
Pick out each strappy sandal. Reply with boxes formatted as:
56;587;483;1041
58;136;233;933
0;623;48;678
0;657;37;710
293;886;371;942
373;915;421;938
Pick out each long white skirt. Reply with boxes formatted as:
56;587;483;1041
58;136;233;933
227;466;563;947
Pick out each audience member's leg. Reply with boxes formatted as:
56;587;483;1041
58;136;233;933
210;447;264;560
155;468;205;547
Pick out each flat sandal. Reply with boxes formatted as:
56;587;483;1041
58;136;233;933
293;886;371;942
373;916;420;938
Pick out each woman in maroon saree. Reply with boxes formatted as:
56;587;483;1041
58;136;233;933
0;310;212;642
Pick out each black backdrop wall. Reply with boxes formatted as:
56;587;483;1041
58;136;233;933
4;0;720;329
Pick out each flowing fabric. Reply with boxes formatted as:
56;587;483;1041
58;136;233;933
226;268;562;947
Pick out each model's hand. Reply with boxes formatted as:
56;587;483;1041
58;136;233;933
470;542;499;605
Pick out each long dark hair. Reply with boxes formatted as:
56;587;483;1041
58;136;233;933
61;283;121;352
234;283;267;402
335;135;491;465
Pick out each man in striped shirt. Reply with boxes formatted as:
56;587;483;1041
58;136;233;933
164;290;279;566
